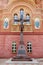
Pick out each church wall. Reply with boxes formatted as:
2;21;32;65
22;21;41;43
0;35;43;58
0;11;43;32
0;0;43;32
0;0;43;58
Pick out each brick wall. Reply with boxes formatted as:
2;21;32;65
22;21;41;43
0;35;43;58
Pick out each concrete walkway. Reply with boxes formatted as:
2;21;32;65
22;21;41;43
0;59;7;65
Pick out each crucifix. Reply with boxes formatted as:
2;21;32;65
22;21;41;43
12;9;32;61
14;9;30;44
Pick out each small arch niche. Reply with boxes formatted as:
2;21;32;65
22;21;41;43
3;18;9;29
34;18;40;29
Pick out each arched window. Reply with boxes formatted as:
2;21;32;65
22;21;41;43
20;9;24;20
14;14;18;24
34;18;40;29
12;41;16;53
4;18;9;29
27;42;32;53
26;14;30;24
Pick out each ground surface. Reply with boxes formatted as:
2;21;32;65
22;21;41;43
0;59;7;65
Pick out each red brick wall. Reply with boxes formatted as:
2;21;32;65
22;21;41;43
0;35;43;58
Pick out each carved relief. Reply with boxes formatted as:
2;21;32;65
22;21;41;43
35;0;41;4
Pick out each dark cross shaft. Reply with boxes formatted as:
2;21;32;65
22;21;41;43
12;14;32;61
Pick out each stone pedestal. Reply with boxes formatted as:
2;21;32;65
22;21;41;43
5;58;39;65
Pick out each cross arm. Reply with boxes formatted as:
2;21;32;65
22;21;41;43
23;19;30;22
14;19;30;22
